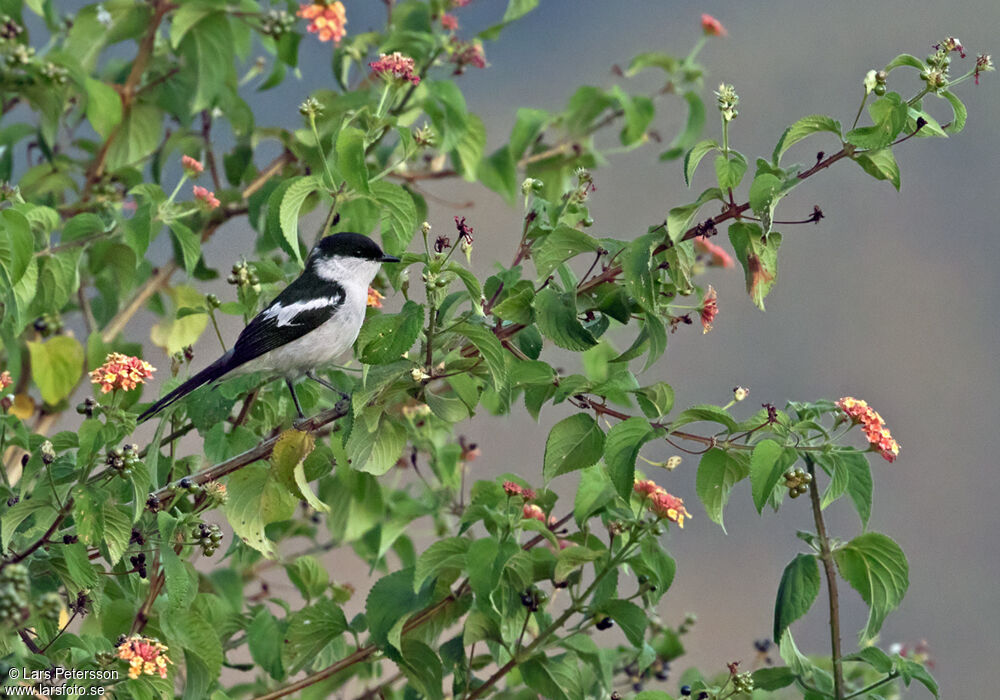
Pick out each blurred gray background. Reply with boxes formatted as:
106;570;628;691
136;0;997;696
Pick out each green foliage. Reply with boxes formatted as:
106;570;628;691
0;4;977;698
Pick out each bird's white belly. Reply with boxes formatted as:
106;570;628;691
238;290;367;377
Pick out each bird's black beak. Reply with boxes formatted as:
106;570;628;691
380;254;401;263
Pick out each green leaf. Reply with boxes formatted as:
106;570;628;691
0;209;33;286
612;87;655;146
509;107;549;161
520;657;570;700
543;413;605;480
502;0;540;23
285;555;330;602
940;90;966;134
854;149;900;190
714;152;748;191
533;225;600;279
161;547;195;611
104;102;162;172
454;321;508;390
478;145;518;205
452;113;486;181
773;554;820;641
751;667;797;691
604;417;658;499
247;609;285;681
223;463;297;557
846;93;908;149
283;600;348;674
896;655;939;698
371;181;417;256
845;646;894;674
337;126;370;194
366;568;433;652
772;115;842;164
670;404;737;432
358;300;424;364
182;14;234;114
27;336;84;405
634;382;674;419
601;599;647;647
101;503;131;566
820;456;849;510
413;537;470;591
399;639;444;700
554;545;603;581
535;288;597;351
666;187;723;242
624;233;657;312
683;139;719;186
833;532;909;642
749;439;785;513
883;54;926;72
84;78;123;140
840;451;873;528
728;221;781;310
659;91;705;161
272;429;327;512
279;175;324;265
492;286;535;325
346;416;406;476
574;464;616;526
695;448;748;532
150;285;210;355
169;221;202;275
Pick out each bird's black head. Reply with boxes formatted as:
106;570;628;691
312;232;400;263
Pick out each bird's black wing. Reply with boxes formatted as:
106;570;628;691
229;276;347;366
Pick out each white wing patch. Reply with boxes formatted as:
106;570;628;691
262;297;339;327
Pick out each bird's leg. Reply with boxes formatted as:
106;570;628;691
306;370;350;402
285;379;306;420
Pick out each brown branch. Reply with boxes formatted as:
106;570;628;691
146;401;350;510
805;455;845;699
201;111;223;192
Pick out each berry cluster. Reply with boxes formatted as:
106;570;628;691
129;552;147;579
0;564;30;625
106;444;141;478
784;467;813;498
732;670;755;694
193;523;223;556
619;655;671;693
260;9;294;37
227;261;261;292
76;397;98;417
36;591;62;622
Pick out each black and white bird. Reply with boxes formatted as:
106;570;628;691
137;232;399;423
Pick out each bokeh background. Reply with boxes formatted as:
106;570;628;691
43;0;1000;696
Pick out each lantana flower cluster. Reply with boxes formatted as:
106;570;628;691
115;634;172;679
193;185;220;209
503;480;537;501
835;396;900;462
366;287;385;308
0;370;12;391
369;52;420;85
634;479;691;528
88;353;156;394
297;2;347;44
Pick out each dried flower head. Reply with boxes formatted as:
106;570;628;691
449;38;486;74
700;285;719;334
203;481;228;505
192;185;220;209
975;54;993;85
89;353;155;394
366;287;385;309
934;36;966;58
701;14;727;37
181;155;204;177
298;2;347;44
369;52;420;85
835;397;900;462
116;634;172;679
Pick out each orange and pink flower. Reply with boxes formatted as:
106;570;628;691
181;155;204;177
835;396;900;462
694;236;735;268
522;503;546;523
366;287;385;308
298;2;347;44
369;52;420;85
193;185;220;209
634;479;691;528
116;634;172;679
701;13;727;37
89;353;155;394
0;370;12;391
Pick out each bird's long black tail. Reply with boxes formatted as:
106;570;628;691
137;350;237;424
